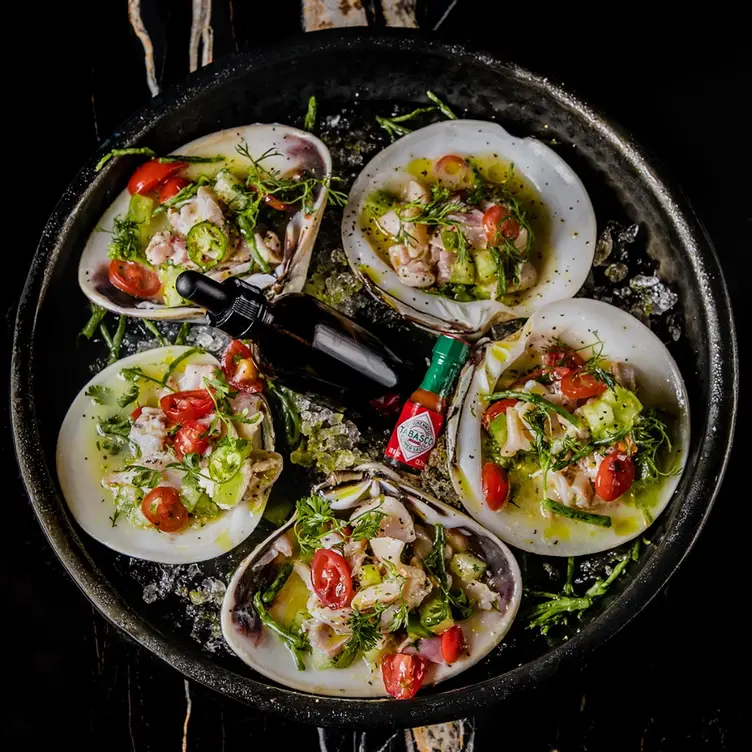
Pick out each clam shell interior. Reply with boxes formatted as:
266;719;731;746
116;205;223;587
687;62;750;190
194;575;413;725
447;299;691;556
342;120;596;335
220;463;522;697
56;346;276;563
80;124;332;320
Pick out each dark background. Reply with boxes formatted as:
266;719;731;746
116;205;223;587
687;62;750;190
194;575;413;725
5;2;746;749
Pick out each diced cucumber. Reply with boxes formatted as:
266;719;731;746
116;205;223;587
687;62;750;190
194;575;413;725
581;401;615;438
474;249;498;283
358;564;382;588
450;254;476;285
487;413;508;448
581;385;642;439
450;553;487;583
419;593;454;634
310;648;330;670
407;613;432;639
471;282;496;300
192;495;221;519
127;194;155;248
603;385;643;428
159;263;190;307
213;168;250;212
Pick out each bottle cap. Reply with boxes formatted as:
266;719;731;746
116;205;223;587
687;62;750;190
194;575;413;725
176;271;267;337
432;334;469;365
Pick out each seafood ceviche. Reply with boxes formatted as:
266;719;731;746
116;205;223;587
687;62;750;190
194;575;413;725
223;469;520;699
57;343;282;561
362;155;536;302
479;340;675;527
83;125;334;314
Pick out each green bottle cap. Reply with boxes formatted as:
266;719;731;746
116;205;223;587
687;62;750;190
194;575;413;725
432;334;470;364
420;335;470;396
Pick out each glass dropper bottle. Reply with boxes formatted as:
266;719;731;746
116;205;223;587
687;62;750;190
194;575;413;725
175;271;419;409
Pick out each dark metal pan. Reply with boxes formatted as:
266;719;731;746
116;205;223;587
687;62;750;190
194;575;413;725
11;31;738;727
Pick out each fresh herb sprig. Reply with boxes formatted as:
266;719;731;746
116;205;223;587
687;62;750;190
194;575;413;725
527;543;641;635
331;607;385;669
293;495;386;557
85;385;113;405
422;524;472;621
96;414;132;455
632;409;675;481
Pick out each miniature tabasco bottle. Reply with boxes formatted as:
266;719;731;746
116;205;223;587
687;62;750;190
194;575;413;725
384;335;469;472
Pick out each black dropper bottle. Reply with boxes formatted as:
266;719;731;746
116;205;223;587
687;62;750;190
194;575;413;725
176;271;419;408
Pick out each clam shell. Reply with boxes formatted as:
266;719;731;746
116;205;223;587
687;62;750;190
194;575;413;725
80;124;332;320
56;346;280;563
341;120;596;336
220;462;522;697
446;299;690;556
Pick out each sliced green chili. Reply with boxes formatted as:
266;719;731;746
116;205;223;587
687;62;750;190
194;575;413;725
186;221;228;270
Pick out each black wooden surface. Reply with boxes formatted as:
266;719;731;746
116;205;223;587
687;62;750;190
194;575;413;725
5;3;746;749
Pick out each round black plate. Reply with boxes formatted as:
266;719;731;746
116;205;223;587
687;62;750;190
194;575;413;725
11;31;738;727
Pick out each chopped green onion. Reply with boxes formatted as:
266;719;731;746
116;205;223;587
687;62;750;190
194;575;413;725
80;304;107;339
303;95;317;132
174;322;190;346
488;390;582;428
426;90;458;119
95;147;156;171
107;316;127;364
542;498;612;528
161;347;201;385
262;563;293;605
142;319;168;346
158;154;225;164
99;321;113;350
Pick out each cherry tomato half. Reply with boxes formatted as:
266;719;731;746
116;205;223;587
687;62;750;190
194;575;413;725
141;486;189;532
481;399;519;430
160;389;214;424
108;260;162;299
482;462;510;511
440;625;465;664
222;340;263;393
159;175;191;203
381;653;427;700
544;347;585;370
128;159;188;195
560;371;608;400
595;451;635;501
482;203;520;244
174;420;210;459
311;548;353;609
435;154;467;176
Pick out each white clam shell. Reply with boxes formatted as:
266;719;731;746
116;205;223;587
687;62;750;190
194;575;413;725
56;346;278;563
342;120;596;335
446;299;690;556
80;124;332;320
221;463;522;697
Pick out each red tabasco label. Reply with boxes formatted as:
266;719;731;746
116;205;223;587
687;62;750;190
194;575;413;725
384;401;444;470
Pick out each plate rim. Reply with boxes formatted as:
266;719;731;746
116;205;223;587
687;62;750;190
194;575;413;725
10;29;739;727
